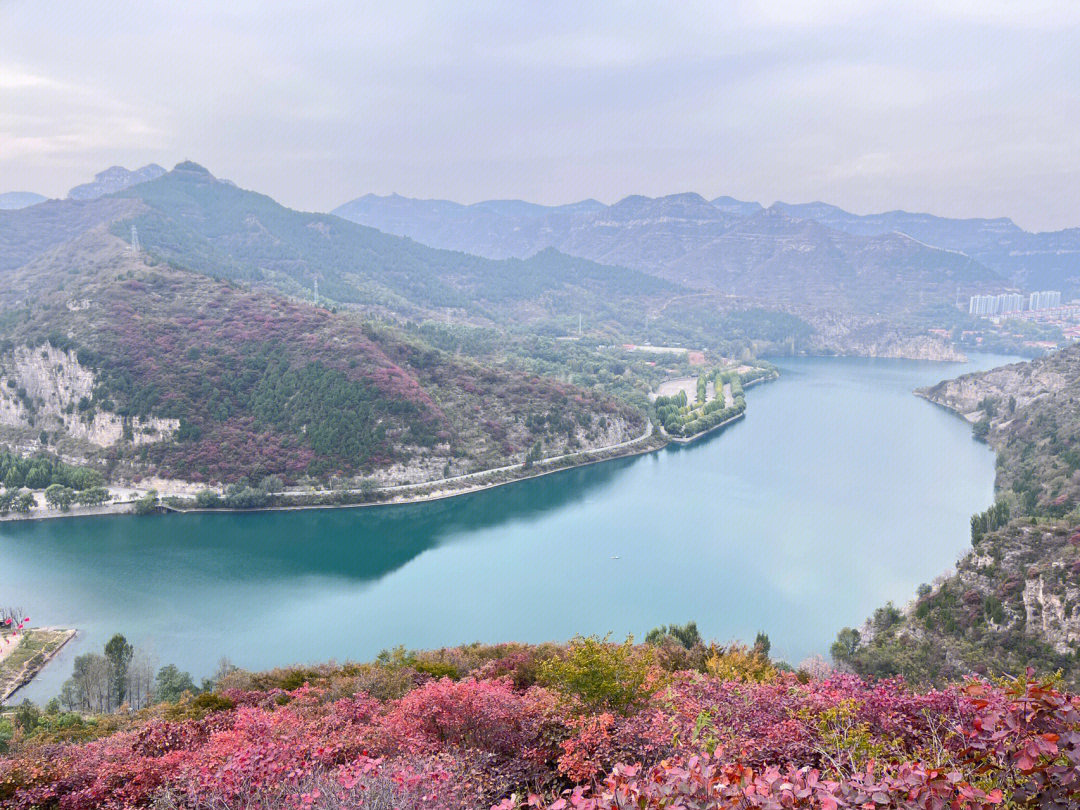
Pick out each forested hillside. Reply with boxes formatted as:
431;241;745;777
835;346;1080;684
0;230;642;485
109;162;676;329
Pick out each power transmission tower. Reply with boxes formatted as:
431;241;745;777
313;278;319;306
130;225;140;252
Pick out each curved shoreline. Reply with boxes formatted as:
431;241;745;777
0;423;666;523
0;376;782;524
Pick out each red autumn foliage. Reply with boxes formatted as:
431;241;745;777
2;653;1078;810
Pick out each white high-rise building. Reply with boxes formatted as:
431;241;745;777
970;293;1024;316
998;293;1024;314
1029;291;1062;311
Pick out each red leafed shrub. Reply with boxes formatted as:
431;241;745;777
2;652;1080;809
380;677;558;764
500;756;1004;810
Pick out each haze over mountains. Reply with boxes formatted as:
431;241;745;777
335;192;1080;296
0;192;47;210
3;159;1047;373
0;163;169;210
0;162;670;329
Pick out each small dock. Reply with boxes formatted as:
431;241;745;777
0;627;77;703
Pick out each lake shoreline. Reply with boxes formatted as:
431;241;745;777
6;354;1019;701
0;374;787;524
1;628;77;704
0;426;667;524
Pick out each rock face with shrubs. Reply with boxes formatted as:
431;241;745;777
1;637;1079;809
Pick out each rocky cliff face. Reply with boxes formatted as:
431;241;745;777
919;358;1068;421
1023;565;1080;653
0;344;177;448
807;312;967;361
838;346;1080;685
67;164;166;200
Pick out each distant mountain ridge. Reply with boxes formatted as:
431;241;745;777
334;190;1005;313
0;162;677;332
334;191;1080;296
67;163;167;200
0;191;47;210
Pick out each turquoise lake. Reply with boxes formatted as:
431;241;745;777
3;354;1017;702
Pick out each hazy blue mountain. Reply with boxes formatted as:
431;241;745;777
0;197;142;271
0;163;674;333
557;193;743;272
664;206;998;311
710;195;764;216
334;191;743;268
771;201;1080;292
332;193;606;259
0;191;47;210
333;189;1002;312
67;163;167;200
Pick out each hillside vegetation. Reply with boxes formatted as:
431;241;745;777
2;635;1077;808
0;230;641;485
111;162;676;330
835;346;1080;684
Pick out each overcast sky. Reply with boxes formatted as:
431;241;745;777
2;1;1079;230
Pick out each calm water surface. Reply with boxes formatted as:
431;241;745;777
4;354;1016;701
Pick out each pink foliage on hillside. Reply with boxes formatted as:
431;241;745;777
2;661;1078;809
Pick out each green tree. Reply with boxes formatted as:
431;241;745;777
74;487;110;506
645;621;702;649
104;634;134;707
831;627;861;663
154;663;197;703
13;699;40;732
24;464;50;489
43;483;74;511
523;440;543;469
133;489;159;515
753;631;772;659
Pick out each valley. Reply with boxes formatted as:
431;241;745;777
5;354;1010;703
6;7;1080;805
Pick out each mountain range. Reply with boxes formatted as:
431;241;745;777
0;162;648;485
335;191;1080;299
0;164;170;212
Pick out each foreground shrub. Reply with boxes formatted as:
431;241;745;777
704;642;778;683
538;635;661;715
1;645;1079;809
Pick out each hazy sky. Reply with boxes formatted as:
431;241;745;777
2;1;1079;230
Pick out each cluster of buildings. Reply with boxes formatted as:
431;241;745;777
968;291;1062;317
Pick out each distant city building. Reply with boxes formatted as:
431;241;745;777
969;294;1021;316
969;291;1060;317
1029;291;1062;311
969;295;995;316
997;293;1024;314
